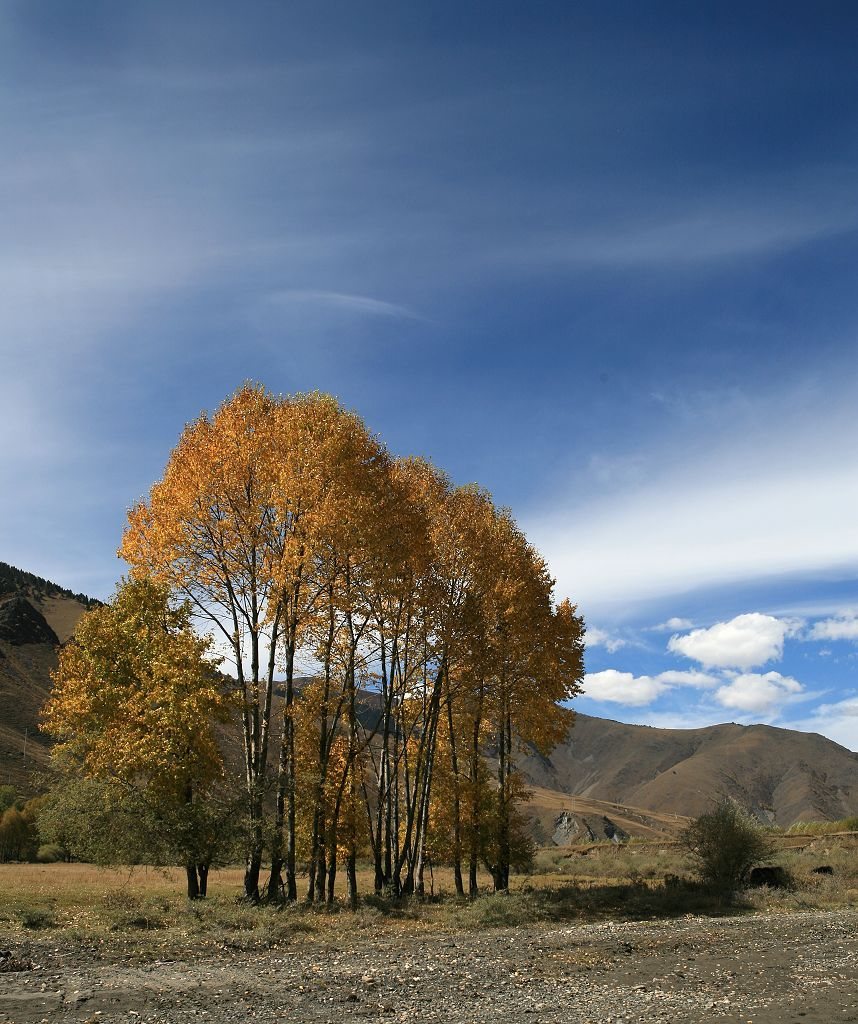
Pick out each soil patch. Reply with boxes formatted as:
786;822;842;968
1;908;856;1023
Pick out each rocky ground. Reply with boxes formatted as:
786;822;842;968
1;908;856;1024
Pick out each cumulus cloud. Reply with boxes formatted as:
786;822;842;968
585;626;627;653
714;671;804;715
650;617;694;632
668;613;796;669
582;667;719;706
583;670;668;706
809;616;858;642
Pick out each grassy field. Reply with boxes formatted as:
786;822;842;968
1;834;855;958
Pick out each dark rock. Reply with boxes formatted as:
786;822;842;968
602;816;629;843
0;596;59;646
0;949;33;972
748;865;790;888
812;865;834;875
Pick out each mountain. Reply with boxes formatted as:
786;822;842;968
519;712;858;827
1;561;856;828
0;562;96;791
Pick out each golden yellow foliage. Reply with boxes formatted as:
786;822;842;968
42;578;232;804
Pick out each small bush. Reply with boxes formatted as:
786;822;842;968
681;801;774;895
18;906;56;929
36;843;65;863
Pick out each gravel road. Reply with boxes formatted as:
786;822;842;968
2;908;856;1024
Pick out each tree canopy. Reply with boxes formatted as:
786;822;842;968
42;577;235;896
112;384;584;902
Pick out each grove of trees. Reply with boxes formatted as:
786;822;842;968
47;385;585;903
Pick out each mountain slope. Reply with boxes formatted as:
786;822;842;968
1;562;856;827
0;562;95;790
519;712;858;826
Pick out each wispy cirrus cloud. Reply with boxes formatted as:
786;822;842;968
526;376;858;617
265;289;424;320
510;171;858;269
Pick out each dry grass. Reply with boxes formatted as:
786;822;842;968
1;834;855;955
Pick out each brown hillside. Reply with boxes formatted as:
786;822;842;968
0;573;91;791
519;712;858;827
1;564;857;829
0;639;55;789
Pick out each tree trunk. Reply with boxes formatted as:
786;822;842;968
186;863;200;899
445;677;464;897
347;850;358;911
468;683;484;897
268;608;298;902
244;847;262;903
326;854;337;904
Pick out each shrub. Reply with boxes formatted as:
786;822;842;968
36;843;65;863
18;905;56;929
681;801;774;894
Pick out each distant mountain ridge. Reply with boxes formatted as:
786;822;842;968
519;712;858;827
1;562;856;827
0;561;99;611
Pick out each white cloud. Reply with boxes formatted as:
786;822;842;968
582;667;719;706
525;380;858;617
715;671;804;715
656;669;719;689
800;697;858;752
650;617;694;633
585;626;627;653
583;670;668;706
813;696;858;719
809;616;858;642
667;613;794;670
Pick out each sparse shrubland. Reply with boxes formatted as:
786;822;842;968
1;827;855;953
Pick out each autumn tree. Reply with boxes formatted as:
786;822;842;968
265;393;392;906
476;514;584;890
42;578;233;898
121;386;396;902
117;383;585;905
121;386;292;900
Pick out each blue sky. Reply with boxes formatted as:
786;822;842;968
2;2;858;750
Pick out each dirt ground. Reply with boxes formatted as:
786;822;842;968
1;907;856;1024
